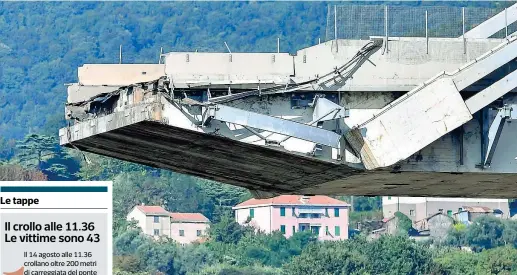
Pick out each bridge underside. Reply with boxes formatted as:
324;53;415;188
61;102;517;198
65;120;360;195
63;119;517;198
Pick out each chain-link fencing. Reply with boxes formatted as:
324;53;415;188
325;4;513;41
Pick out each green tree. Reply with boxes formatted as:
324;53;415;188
0;136;15;160
197;264;282;275
177;245;216;275
197;179;251;223
114;228;151;256
14;134;79;180
394;211;413;235
365;235;438;275
502;219;517;247
284;240;369;275
465;216;505;251
136;241;181;275
435;246;517;275
207;214;252;244
15;134;57;169
446;223;468;247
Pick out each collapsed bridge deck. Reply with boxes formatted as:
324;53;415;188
60;94;517;198
60;32;517;198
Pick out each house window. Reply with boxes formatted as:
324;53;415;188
388;196;391;200
292;207;296;216
335;226;341;236
280;207;286;216
326;226;329;235
299;224;309;232
250;209;254;218
334;208;340;217
179;230;184;237
153;216;160;223
325;208;329;216
458;207;463;212
410;210;415;216
154;229;159;236
280;225;286;234
311;226;320;235
438;209;443;213
292;225;296;234
197;230;202;237
447;210;453;217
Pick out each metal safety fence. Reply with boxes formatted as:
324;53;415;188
325;4;516;41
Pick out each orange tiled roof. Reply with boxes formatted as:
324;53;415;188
234;195;350;208
462;206;493;213
170;212;209;223
136;205;169;215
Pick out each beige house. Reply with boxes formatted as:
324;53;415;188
169;213;210;244
127;205;171;238
127;204;210;244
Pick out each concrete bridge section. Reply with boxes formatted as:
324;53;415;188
463;3;517;39
60;36;517;198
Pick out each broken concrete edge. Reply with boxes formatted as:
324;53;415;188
66;77;167;107
344;128;380;170
60;95;364;168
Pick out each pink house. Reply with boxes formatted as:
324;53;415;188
127;204;210;244
233;195;350;240
169;213;210;245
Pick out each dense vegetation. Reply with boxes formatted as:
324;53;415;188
110;215;517;275
2;2;517;274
